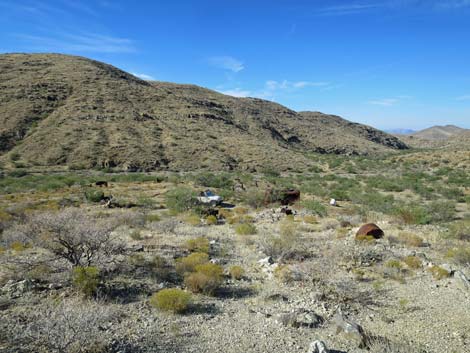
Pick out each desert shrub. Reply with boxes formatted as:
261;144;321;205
185;237;210;253
273;265;298;283
175;252;209;275
394;204;430;225
149;288;191;314
229;265;245;280
218;208;233;219
258;222;305;261
428;265;450;280
355;234;376;243
194;172;233;189
84;189;105;203
130;230;144;240
72;266;100;297
242;189;266;209
184;263;224;295
446;220;470;241
3;208;122;267
136;196;156;209
206;215;218;225
398;232;424;247
234;223;257;235
183;213;201;226
303;215;317;224
10;241;30;251
385;259;402;269
165;187;197;213
446;247;470;266
426;201;455;223
26;264;53;281
234;207;248;215
403;255;422;269
145;213;161;223
0;298;118;353
301;200;327;217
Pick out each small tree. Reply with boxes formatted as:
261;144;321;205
5;208;123;267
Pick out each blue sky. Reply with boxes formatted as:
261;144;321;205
1;0;470;130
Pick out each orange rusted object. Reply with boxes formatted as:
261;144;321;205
356;223;384;239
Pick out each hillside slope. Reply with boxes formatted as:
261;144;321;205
411;125;467;140
0;53;408;171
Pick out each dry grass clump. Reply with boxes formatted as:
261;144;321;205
184;263;224;295
428;265;451;280
175;252;209;275
258;220;306;261
446;220;470;241
234;223;257;235
303;215;317;224
206;215;217;225
229;265;245;280
403;255;422;269
183;213;201;226
445;247;470;266
397;232;425;247
72;266;100;297
149;288;191;314
185;237;210;253
356;234;376;243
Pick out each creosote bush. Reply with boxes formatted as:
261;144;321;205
403;255;422;269
398;232;425;247
234;223;257;235
184;263;224;295
165;187;197;213
84;189;105;203
149;288;191;314
185;237;210;253
428;265;450;280
176;252;209;276
301;200;327;217
229;265;245;280
72;266;100;297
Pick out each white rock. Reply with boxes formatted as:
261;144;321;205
307;340;329;353
329;199;337;206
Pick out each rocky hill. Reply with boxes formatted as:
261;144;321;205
0;53;408;171
411;125;468;140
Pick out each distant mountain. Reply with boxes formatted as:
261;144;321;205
385;128;416;135
411;125;468;140
0;53;408;172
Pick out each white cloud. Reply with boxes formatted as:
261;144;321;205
132;72;155;81
219;88;251;97
456;94;470;101
15;32;136;53
368;98;399;106
209;56;244;72
265;80;329;91
315;3;385;16
435;0;470;9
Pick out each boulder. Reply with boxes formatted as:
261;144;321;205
356;223;384;239
307;340;329;353
277;309;323;328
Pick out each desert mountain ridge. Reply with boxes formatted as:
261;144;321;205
0;53;409;172
411;125;468;140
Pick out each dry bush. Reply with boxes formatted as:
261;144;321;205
428;265;450;280
149;288;191;314
234;223;257;235
367;336;425;353
229;265;245;280
258;221;306;262
183;213;201;226
397;232;424;247
403;255;422;269
446;247;470;266
185;237;210;253
205;215;217;225
148;218;180;234
184;263;224;295
1;298;119;353
175;252;209;276
3;208;124;268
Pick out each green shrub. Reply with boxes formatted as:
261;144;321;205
229;265;245;280
10;241;30;252
206;215;218;225
184;263;224;295
446;220;470;241
403;255;422;269
234;223;257;235
398;232;425;247
145;214;161;223
426;201;455;223
428;265;450;280
165;187;197;213
301;200;327;217
183;213;201;226
446;247;470;266
130;230;144;240
242;189;266;209
84;189;105;203
175;252;209;275
149;288;191;313
394;204;430;225
194;172;233;189
72;266;100;297
185;237;210;253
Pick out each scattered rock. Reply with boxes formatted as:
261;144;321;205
258;256;274;266
454;270;470;291
276;309;323;328
333;308;366;347
307;340;329;353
